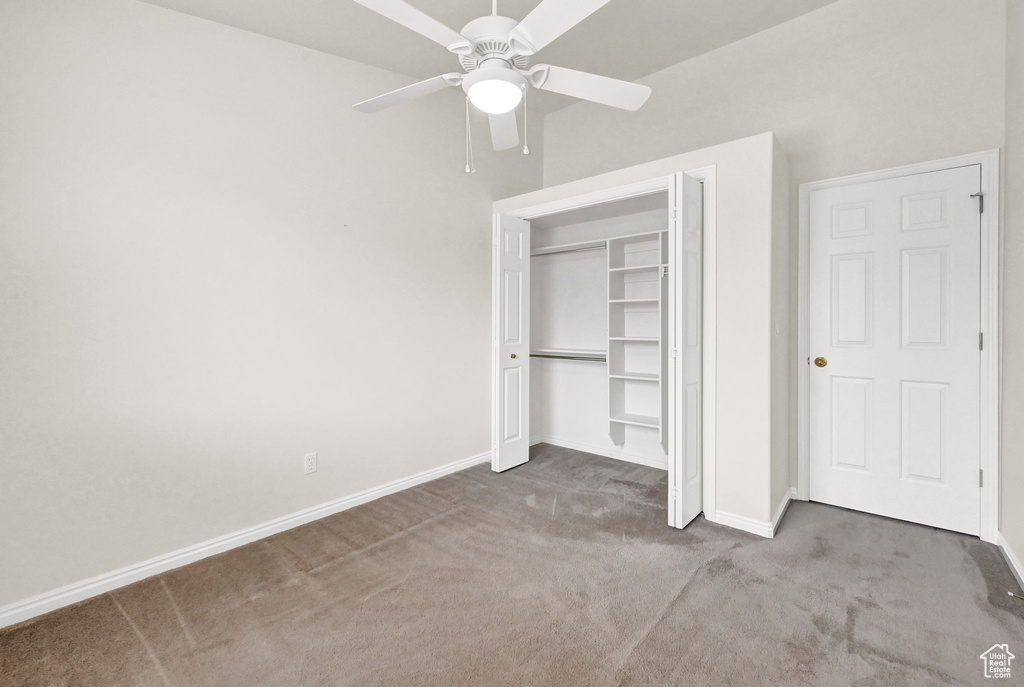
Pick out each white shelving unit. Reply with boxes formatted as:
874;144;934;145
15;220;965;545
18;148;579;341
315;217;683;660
607;231;668;448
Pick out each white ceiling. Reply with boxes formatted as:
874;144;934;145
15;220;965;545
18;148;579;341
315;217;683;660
142;0;839;113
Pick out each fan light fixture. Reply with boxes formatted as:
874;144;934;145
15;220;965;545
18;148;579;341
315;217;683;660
462;66;526;115
467;79;522;114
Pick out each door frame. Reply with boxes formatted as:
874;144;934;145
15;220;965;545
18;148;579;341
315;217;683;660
797;150;1000;543
494;165;719;524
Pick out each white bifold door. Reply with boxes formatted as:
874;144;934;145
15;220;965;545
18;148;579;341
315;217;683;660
492;213;531;472
668;173;703;528
808;165;982;535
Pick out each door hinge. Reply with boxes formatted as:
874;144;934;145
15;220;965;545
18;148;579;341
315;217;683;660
979;469;984;487
662;265;669;277
971;191;985;214
979;332;984;351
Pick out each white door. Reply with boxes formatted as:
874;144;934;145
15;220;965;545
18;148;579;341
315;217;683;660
492;213;531;472
809;165;982;535
669;173;703;528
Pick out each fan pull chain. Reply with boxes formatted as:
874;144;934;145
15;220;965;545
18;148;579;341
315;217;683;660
522;87;529;155
465;97;476;173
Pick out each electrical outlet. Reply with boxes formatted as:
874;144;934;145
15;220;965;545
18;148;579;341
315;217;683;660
304;452;318;475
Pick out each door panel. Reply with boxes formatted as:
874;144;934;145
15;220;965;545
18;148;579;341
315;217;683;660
493;214;530;472
831;253;872;346
669;173;703;529
809;165;981;535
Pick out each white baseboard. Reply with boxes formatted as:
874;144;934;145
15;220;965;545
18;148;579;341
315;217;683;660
706;488;795;539
531;436;668;471
771;488;797;535
996;531;1024;592
706;509;774;538
0;451;491;630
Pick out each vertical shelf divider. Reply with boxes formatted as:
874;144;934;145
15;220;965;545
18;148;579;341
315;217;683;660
607;231;668;447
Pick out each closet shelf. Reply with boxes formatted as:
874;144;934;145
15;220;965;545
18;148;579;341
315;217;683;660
609;372;659;382
609;264;667;273
611;230;667;243
609;336;659;343
610;413;660;429
531;238;607;257
609;298;659;305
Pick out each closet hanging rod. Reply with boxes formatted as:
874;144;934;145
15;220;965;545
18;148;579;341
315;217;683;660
529;353;607;362
530;244;607;257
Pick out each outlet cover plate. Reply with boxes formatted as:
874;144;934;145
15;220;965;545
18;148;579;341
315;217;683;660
304;452;318;475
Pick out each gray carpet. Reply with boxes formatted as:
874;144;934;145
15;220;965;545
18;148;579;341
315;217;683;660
2;443;1022;686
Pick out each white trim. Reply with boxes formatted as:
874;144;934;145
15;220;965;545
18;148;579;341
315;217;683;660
797;150;1000;543
496;165;718;531
532;436;669;470
504;176;672;221
694;166;718;523
772;487;797;534
977;152;1001;545
708;487;793;539
997;532;1024;592
706;510;775;539
0;451;491;630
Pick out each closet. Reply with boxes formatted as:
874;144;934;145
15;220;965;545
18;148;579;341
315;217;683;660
530;194;670;466
492;172;705;529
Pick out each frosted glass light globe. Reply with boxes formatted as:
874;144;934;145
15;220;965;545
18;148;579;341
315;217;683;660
467;78;523;114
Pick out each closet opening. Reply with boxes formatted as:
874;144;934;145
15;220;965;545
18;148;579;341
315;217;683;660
492;172;707;529
530;192;671;467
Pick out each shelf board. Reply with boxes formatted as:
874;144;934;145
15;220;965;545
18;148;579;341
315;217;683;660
609;298;659;305
608;230;667;244
609;372;659;382
609;263;667;273
530;238;606;257
610;413;660;429
532;348;606;357
609;336;659;343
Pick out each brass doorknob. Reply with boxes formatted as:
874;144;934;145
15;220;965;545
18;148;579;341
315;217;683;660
814;357;828;367
510;354;517;359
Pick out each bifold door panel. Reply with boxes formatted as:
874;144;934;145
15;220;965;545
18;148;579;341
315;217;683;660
493;214;531;472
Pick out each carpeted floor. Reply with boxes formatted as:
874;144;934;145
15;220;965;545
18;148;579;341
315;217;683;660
2;443;1022;686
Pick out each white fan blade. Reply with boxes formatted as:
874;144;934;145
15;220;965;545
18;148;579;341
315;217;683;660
529;65;651;111
353;73;462;113
350;0;469;52
488;111;519;151
508;0;611;55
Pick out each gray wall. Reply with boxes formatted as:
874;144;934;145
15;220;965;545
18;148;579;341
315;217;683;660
0;0;541;607
544;0;1004;189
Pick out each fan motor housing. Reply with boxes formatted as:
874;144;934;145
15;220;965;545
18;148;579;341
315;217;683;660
458;15;530;71
460;15;518;44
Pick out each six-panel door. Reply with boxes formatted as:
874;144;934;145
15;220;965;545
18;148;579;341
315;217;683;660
809;165;982;535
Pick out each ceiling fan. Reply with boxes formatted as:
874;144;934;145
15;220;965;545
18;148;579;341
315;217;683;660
351;0;652;154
